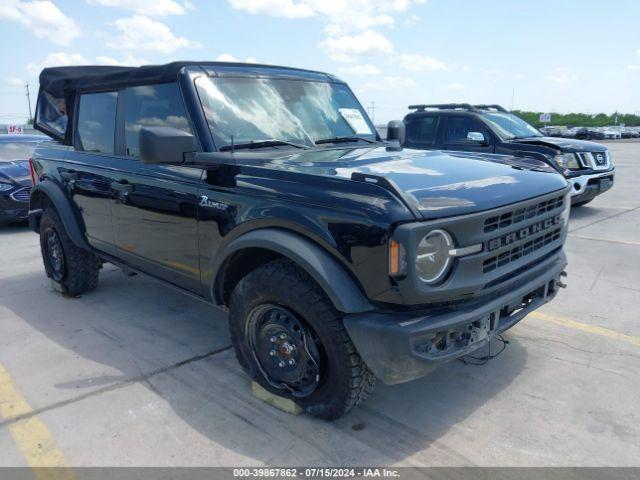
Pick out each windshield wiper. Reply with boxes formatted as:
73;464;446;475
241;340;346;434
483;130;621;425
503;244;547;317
219;139;309;151
315;136;377;145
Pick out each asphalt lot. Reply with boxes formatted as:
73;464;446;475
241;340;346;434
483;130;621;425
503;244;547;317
0;140;639;468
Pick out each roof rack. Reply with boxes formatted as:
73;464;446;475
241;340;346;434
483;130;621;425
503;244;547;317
407;103;510;113
474;104;508;112
408;103;478;112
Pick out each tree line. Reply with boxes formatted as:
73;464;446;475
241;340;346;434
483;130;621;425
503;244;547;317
512;111;640;127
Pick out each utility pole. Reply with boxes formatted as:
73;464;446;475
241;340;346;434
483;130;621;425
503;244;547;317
366;101;376;124
25;82;33;124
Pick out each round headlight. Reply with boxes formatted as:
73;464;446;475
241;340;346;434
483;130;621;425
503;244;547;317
415;229;453;284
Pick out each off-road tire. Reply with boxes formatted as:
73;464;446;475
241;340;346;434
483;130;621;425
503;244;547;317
39;207;100;296
229;258;376;420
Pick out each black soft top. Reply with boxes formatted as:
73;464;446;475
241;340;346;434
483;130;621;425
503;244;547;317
35;61;337;144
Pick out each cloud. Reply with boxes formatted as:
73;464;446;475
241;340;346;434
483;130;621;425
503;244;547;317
216;53;258;63
637;48;640;56
626;65;640;72
27;52;89;76
95;55;148;66
338;64;382;76
547;67;578;84
362;75;417;91
397;53;449;72
228;0;314;18
5;77;24;87
319;30;393;62
107;15;201;53
443;82;467;91
227;0;426;63
0;0;81;45
404;14;419;26
87;0;192;16
26;52;151;76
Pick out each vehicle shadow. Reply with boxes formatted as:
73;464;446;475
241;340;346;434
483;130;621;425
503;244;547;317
569;205;602;221
0;222;30;234
4;266;527;466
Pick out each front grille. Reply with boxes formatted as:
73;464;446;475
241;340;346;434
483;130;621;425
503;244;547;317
10;186;31;203
577;151;610;170
483;227;562;273
483;195;564;233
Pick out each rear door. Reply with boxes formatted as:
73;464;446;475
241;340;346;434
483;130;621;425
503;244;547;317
403;114;440;150
65;91;119;254
442;115;494;153
110;82;203;293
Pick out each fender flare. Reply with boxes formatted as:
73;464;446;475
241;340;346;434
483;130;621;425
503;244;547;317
212;228;375;314
29;180;91;250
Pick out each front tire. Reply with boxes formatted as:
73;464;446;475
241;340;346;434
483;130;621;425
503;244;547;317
39;207;100;296
229;258;376;420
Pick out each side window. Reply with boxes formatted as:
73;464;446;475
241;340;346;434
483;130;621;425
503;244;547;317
76;92;117;153
406;116;439;145
124;83;192;157
444;117;490;145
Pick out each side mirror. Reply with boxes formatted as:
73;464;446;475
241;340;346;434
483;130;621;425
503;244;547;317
386;120;406;145
139;126;197;164
467;131;487;144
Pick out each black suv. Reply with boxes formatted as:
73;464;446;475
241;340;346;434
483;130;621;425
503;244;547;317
400;104;614;206
29;62;569;419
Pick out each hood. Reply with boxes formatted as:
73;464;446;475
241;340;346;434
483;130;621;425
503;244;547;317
509;136;607;153
0;160;31;185
239;146;568;219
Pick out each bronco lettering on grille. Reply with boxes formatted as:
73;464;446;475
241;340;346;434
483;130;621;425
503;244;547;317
488;214;561;251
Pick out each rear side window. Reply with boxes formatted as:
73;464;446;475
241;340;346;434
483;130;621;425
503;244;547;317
76;92;117;153
444;116;490;144
123;83;192;157
406;116;439;145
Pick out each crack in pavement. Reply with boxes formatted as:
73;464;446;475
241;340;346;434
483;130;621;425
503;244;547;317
569;206;640;233
568;234;640;247
0;345;232;429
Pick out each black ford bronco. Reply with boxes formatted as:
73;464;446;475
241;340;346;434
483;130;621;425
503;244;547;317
400;104;614;207
29;62;569;419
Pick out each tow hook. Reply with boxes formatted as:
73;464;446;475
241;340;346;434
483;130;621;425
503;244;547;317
556;271;568;289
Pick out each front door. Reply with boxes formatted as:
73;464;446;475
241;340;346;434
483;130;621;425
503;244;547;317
442;116;494;154
110;83;202;293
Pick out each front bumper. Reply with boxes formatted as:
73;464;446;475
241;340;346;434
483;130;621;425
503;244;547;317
344;252;567;385
569;170;614;204
0;196;29;223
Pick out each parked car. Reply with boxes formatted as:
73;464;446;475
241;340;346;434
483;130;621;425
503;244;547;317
400;104;615;207
30;63;569;419
0;134;49;224
601;128;621;139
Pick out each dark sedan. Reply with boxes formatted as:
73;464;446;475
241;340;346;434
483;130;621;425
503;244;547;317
0;134;49;224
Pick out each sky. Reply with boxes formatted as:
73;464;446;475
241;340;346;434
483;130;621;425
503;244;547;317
1;0;639;124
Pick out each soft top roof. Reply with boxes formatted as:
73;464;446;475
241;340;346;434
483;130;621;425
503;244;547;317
35;61;338;143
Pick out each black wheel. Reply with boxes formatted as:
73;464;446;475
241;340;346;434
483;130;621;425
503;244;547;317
573;199;593;207
229;258;376;420
39;207;100;296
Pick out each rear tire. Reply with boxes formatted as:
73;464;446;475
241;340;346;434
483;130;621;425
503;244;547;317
39;207;100;296
229;258;376;420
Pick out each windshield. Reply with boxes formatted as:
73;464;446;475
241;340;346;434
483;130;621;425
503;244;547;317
0;142;38;162
195;76;376;149
480;112;542;140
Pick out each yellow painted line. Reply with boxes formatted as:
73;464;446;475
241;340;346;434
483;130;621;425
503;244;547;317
0;364;75;480
529;311;640;348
